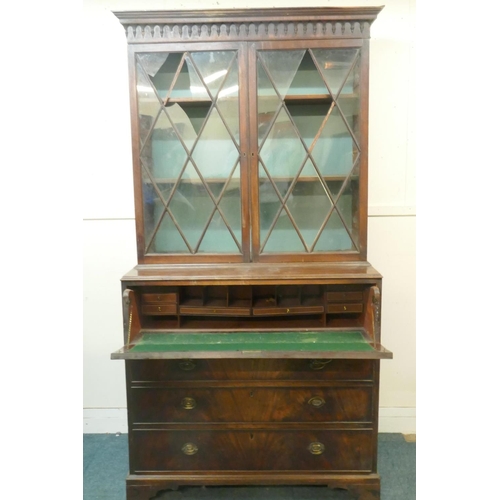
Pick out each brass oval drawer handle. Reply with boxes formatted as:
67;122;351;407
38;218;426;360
308;441;325;455
308;396;326;408
178;359;196;371
309;359;332;370
182;443;198;456
181;397;196;410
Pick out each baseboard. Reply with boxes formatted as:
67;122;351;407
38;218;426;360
83;407;416;434
378;407;416;434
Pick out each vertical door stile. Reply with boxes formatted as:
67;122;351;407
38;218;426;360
239;42;251;262
358;39;370;261
129;46;146;263
248;43;260;262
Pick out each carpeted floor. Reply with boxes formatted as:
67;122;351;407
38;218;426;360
83;433;415;500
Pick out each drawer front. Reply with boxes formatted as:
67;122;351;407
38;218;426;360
327;303;363;314
141;304;177;315
327;291;364;302
130;429;373;472
252;306;324;316
130;386;373;423
179;306;251;316
129;359;374;382
142;293;178;304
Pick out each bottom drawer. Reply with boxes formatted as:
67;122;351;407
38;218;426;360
131;429;373;472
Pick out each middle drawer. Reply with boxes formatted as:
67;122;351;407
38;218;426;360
129;386;373;423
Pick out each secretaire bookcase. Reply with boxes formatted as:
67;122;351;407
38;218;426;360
110;7;392;500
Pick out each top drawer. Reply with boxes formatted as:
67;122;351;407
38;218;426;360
142;293;178;304
129;359;374;382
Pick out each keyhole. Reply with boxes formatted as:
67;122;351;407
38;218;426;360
250;433;254;440
250;391;254;397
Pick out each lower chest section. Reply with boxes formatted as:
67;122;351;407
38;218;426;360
126;359;379;473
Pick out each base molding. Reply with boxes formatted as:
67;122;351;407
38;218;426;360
126;473;380;500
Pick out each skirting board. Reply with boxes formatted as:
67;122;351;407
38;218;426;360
83;407;416;434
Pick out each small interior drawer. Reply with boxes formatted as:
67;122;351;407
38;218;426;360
142;293;178;304
327;303;363;314
327;291;364;302
141;304;177;315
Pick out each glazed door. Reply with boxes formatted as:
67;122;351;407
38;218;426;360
249;40;368;262
131;42;250;263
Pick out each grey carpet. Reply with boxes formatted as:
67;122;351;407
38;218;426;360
83;433;415;500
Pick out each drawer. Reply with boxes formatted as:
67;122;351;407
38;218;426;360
130;429;373;472
252;306;324;316
327;291;364;302
141;304;177;315
130;386;373;423
179;306;251;316
327;303;363;314
129;359;374;382
142;293;178;304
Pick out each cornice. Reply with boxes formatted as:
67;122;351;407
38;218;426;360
113;7;384;43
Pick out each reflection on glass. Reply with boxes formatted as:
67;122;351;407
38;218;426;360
311;49;359;96
190;51;236;98
258;50;305;98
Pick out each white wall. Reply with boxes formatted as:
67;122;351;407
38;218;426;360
82;0;416;433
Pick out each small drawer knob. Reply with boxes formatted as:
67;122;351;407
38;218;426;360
182;443;198;456
178;359;196;371
308;442;325;455
308;396;326;408
181;397;196;410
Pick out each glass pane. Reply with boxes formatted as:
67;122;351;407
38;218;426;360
190;51;236;98
141;167;165;250
260;108;307;179
262;212;306;253
216;58;240;141
191;108;239;181
311;48;359;97
314;210;355;252
287;102;331;150
198;211;239;253
136;63;162;146
258;50;305;98
311;106;356;178
144;52;183;100
336;178;359;250
218;174;242;235
257;58;282;145
286;171;333;250
142;109;187;181
170;102;210;141
168;162;215;251
152;212;189;253
336;54;361;143
287;51;329;97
